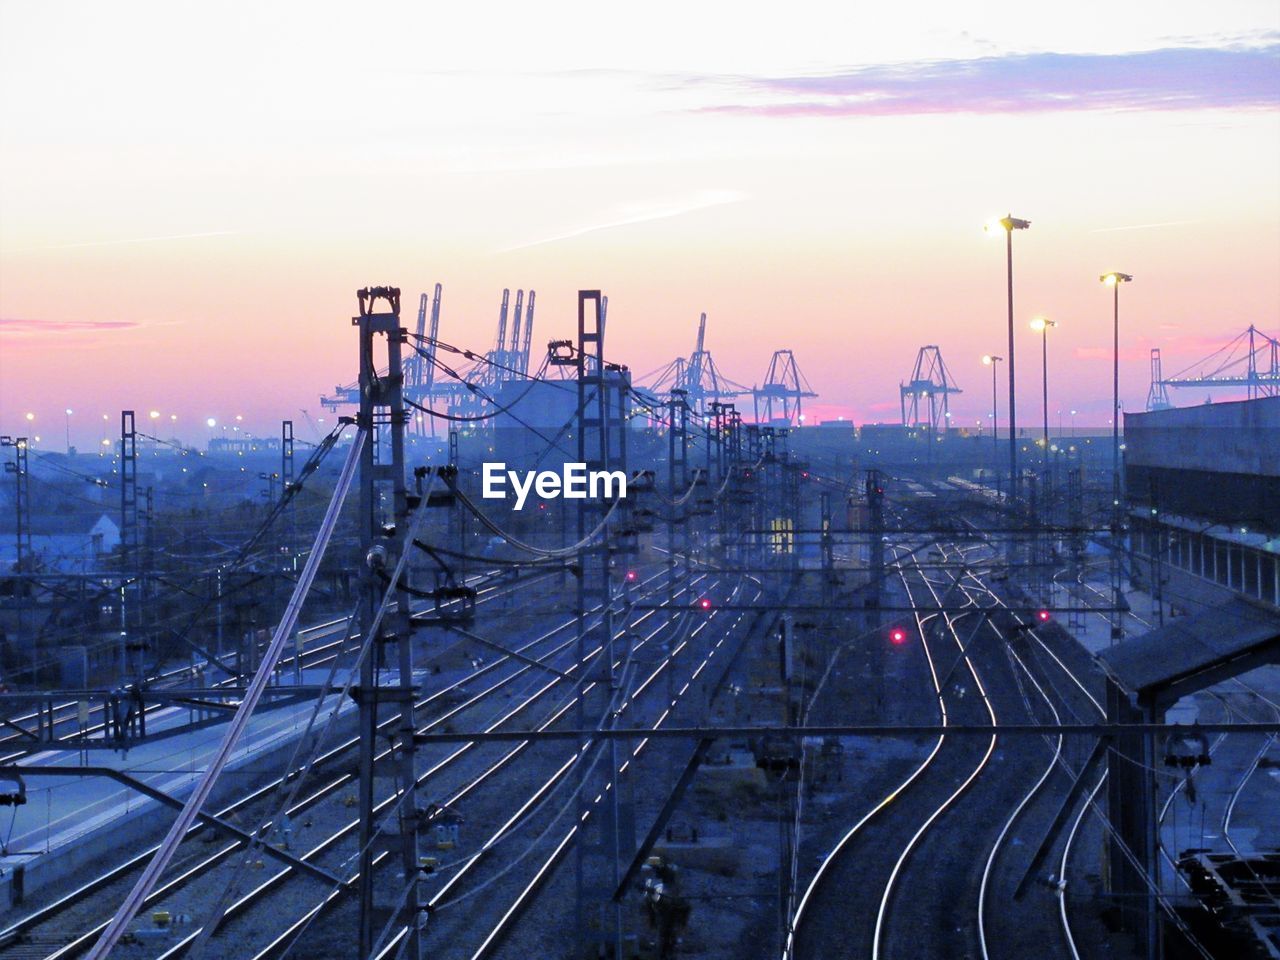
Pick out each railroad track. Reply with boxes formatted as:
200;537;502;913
788;506;1112;960
787;536;999;960
414;577;765;960
180;573;756;960
0;565;684;959
1158;684;1280;881
0;565;556;765
1056;557;1280;957
953;551;1106;960
868;546;1090;960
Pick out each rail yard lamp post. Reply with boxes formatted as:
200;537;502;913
1101;271;1132;642
64;408;73;454
982;354;1003;495
986;215;1030;501
1029;316;1057;468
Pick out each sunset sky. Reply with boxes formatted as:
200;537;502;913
2;1;1278;446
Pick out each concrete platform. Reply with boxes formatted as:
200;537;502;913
0;667;362;909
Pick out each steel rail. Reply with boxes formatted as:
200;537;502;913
6;568;674;958
782;548;950;959
148;576;727;960
85;429;367;960
458;581;761;960
870;549;999;960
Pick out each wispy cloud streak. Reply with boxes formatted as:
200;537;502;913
496;190;744;253
696;45;1280;118
1;318;141;334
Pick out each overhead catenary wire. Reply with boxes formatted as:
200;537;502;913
272;573;687;960
84;428;366;960
453;486;627;559
185;469;438;959
16;423;349;666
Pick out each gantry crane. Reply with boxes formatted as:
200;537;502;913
1150;325;1279;406
753;350;818;426
900;345;961;437
640;312;748;416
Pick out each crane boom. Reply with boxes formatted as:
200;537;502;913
424;283;441;393
409;293;429;388
495;288;510;354
510;289;524;359
521;290;536;375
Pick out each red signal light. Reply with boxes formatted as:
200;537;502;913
890;627;907;645
1037;609;1051;623
698;598;712;611
625;570;638;582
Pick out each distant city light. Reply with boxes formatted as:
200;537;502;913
149;410;160;419
206;418;217;427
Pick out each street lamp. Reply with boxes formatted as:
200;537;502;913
982;354;1003;494
1100;271;1133;641
1100;273;1132;498
986;214;1031;500
1029;316;1058;466
65;408;73;454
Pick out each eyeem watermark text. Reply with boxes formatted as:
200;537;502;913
482;462;626;510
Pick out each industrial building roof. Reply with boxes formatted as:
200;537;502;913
1099;597;1280;707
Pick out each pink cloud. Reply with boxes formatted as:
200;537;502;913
695;44;1280;118
1074;346;1150;363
